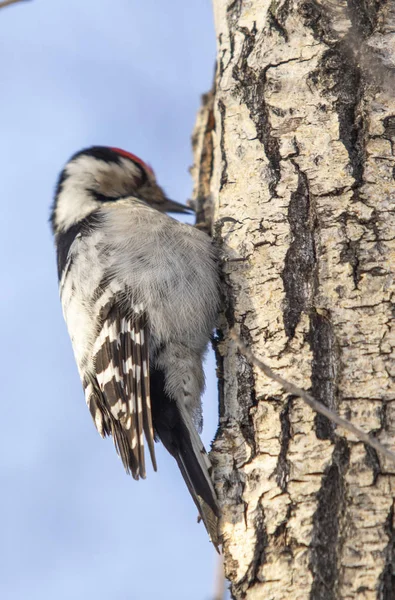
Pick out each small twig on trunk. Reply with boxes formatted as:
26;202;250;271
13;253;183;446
0;0;30;9
230;329;395;465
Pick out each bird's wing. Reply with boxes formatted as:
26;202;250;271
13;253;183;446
89;298;156;479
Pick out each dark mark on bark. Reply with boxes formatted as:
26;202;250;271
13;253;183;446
363;399;385;484
319;45;364;186
267;0;293;41
364;443;381;484
255;66;282;197
300;0;380;44
382;115;395;138
238;322;257;453
301;0;387;95
235;502;268;596
339;212;361;288
379;502;395;600
299;0;331;42
281;166;316;338
309;309;338;440
211;218;238;423
249;503;268;588
382;115;395;155
344;243;360;289
335;54;363;188
310;438;350;600
380;400;388;431
231;24;282;197
346;0;381;38
218;100;228;190
273;397;292;491
303;2;367;195
277;0;292;24
273;503;293;555
222;468;245;508
267;2;289;41
212;329;225;421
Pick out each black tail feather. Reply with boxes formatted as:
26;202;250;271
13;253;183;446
151;368;219;544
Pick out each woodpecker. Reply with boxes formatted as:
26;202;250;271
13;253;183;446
50;146;220;542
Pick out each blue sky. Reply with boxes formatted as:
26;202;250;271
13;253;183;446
0;1;226;598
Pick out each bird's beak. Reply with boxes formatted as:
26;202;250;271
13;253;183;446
162;198;195;214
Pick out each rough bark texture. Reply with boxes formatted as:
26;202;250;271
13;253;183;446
191;1;395;598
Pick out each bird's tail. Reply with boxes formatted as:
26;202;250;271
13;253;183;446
173;401;219;546
150;370;219;546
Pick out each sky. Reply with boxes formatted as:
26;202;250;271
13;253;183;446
0;1;227;599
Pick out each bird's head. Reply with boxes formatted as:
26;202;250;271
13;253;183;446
51;146;192;234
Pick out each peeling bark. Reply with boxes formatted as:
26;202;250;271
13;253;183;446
192;1;395;598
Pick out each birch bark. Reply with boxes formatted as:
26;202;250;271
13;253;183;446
191;1;395;598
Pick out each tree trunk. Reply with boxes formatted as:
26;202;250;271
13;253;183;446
191;1;395;598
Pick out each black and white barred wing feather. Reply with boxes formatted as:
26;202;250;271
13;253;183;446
89;300;157;479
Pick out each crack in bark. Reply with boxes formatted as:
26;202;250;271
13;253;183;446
239;322;257;454
213;217;238;332
364;443;381;484
322;44;364;186
382;115;395;155
281;165;316;338
310;37;368;292
273;397;292;491
309;439;350;600
235;501;268;597
365;402;389;485
231;24;282;197
303;2;369;200
379;502;395;599
218;99;229;190
273;502;293;555
212;329;226;420
309;309;339;441
248;502;268;589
